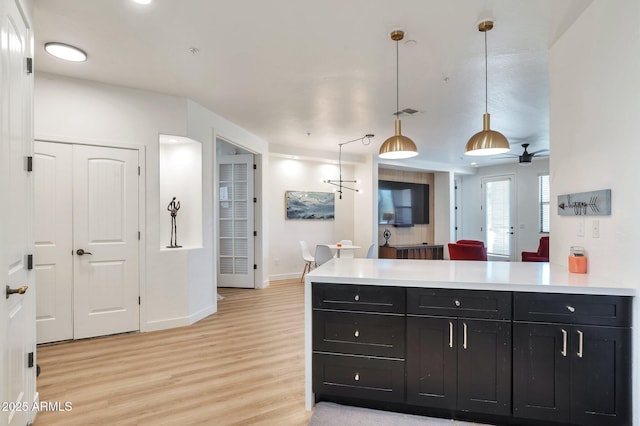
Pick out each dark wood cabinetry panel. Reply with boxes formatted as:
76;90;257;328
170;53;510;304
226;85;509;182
407;288;511;320
313;310;405;358
312;282;405;313
379;244;444;260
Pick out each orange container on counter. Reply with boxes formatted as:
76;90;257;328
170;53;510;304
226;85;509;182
568;246;587;273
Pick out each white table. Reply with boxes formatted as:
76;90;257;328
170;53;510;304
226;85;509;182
325;244;360;258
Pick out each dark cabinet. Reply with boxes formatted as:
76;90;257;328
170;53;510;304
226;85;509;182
378;244;444;260
312;283;406;403
513;293;631;426
406;289;512;416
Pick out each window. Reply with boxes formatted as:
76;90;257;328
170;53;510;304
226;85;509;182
539;174;550;233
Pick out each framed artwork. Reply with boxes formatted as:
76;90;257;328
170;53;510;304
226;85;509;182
285;191;335;220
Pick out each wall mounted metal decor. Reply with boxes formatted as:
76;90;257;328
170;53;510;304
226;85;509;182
285;191;335;220
557;189;611;216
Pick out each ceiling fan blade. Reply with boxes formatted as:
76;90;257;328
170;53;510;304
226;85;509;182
492;155;519;159
530;149;549;155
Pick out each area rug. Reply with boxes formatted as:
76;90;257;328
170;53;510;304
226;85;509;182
308;402;488;425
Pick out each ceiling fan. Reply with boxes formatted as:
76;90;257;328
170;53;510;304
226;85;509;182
494;143;549;165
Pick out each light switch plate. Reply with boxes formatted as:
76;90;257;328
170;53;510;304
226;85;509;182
592;220;600;238
577;219;585;237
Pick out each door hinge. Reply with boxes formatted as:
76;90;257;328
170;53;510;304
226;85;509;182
253;264;257;270
26;57;33;74
138;231;141;240
253;164;257;170
26;254;33;270
26;156;33;172
138;166;141;176
28;352;34;368
138;296;141;305
253;231;257;237
253;197;257;203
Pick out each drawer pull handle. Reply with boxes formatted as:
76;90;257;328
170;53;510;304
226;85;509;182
354;330;359;338
577;330;584;358
354;295;360;302
567;305;576;313
463;322;468;349
454;300;461;307
449;322;453;348
561;329;567;357
354;373;360;381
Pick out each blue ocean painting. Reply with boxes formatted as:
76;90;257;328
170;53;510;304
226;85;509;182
286;191;335;220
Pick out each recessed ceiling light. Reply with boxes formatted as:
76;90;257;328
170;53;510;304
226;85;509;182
44;42;87;62
132;0;152;4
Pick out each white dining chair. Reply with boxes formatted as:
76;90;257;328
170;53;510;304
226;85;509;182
300;241;315;282
366;243;377;259
339;239;354;258
315;244;334;266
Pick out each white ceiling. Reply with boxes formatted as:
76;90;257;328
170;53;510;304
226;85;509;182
33;0;593;169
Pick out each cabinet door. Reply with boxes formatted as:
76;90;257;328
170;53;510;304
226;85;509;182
513;323;571;423
406;316;457;409
571;326;631;426
457;319;511;416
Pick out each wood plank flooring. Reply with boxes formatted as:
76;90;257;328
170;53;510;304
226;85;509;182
34;279;311;426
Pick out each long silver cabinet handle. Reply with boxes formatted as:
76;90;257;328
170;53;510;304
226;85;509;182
463;322;468;349
577;330;584;358
561;329;567;357
449;322;453;348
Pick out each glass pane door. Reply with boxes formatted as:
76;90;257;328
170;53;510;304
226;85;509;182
482;175;515;261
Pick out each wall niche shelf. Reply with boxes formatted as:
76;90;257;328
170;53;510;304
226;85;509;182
159;134;203;251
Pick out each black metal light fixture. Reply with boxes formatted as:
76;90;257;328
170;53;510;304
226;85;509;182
325;134;374;199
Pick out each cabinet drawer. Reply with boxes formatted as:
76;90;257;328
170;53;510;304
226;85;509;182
313;353;405;403
407;288;511;320
514;293;631;327
312;283;405;313
313;311;405;358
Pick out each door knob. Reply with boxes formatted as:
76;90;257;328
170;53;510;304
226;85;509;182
76;249;93;256
6;285;28;299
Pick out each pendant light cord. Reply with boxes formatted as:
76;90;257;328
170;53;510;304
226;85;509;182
484;29;488;114
396;38;399;115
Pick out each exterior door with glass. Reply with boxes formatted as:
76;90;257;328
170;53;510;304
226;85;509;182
482;175;516;261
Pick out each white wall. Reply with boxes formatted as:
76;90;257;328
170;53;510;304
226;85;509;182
268;156;361;280
458;158;549;259
549;0;640;283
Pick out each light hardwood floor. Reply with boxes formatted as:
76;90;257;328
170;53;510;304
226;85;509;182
34;279;312;426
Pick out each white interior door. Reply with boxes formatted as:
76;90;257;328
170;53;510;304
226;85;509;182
34;141;73;343
482;175;516;261
1;0;34;423
73;145;140;339
217;154;255;288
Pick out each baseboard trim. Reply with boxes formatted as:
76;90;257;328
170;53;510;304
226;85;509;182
143;303;216;332
269;272;301;281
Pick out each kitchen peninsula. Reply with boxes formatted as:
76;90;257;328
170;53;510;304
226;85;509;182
305;258;637;426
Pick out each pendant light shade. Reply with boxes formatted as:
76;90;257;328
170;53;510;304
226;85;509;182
465;20;510;156
379;30;418;160
379;119;418;159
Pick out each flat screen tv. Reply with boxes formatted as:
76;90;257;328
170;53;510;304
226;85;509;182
378;180;429;226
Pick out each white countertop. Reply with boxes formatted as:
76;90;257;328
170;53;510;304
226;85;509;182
305;258;637;296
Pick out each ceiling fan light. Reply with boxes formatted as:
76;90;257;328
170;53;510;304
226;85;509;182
464;113;510;156
379;119;418;159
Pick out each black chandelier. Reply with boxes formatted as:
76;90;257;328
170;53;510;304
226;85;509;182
324;134;374;199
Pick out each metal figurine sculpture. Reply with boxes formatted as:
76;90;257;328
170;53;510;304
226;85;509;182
167;197;182;248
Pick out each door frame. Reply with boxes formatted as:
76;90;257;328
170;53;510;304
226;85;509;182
35;136;147;330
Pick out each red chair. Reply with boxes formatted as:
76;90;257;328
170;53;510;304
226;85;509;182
522;236;549;262
448;243;488;261
456;240;485;247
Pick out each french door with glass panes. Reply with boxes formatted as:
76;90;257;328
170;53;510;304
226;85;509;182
217;154;255;288
482;175;516;261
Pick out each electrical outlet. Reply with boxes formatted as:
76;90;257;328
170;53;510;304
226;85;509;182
577;219;585;237
592;220;600;238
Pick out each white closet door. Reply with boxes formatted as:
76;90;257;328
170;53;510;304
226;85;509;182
482;175;516;261
217;154;255;288
73;145;140;339
34;142;73;343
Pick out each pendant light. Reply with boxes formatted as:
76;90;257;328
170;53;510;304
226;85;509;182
379;30;418;160
464;20;510;156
